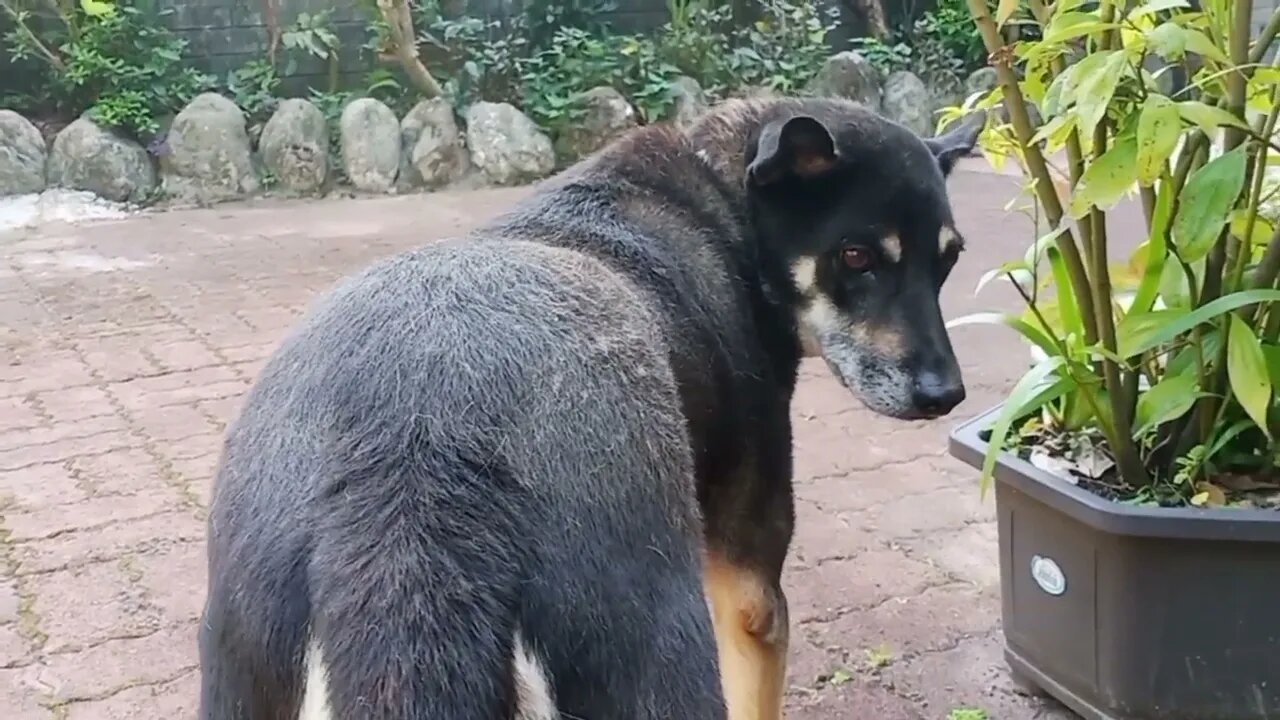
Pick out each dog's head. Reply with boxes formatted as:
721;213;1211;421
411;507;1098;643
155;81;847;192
744;100;979;420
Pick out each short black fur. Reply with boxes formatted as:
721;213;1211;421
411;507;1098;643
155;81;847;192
200;97;979;719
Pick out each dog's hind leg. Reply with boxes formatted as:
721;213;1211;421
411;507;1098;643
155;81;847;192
703;551;789;720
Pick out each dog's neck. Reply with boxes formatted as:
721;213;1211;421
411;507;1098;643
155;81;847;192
683;98;774;197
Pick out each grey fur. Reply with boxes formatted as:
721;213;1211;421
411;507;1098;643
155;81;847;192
200;96;977;720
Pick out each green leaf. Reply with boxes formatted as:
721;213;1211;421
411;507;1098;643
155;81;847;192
1176;101;1250;134
1134;367;1199;436
1136;96;1182;186
996;0;1021;28
1173;145;1247;262
1042;13;1116;44
1070;136;1139;217
1147;22;1188;60
1227;314;1272;438
80;0;114;16
1129;178;1173;314
1229;210;1275;246
1076;51;1130;139
947;312;1061;358
1121;289;1280;357
1030;113;1078;148
980;358;1072;496
1041;65;1076;117
1024;225;1069;267
1263;344;1280;384
1047;246;1084;339
975;260;1032;296
1183;28;1230;64
1205;419;1254;463
1159;254;1193;307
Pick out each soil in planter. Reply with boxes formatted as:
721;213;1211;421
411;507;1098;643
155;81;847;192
979;418;1280;511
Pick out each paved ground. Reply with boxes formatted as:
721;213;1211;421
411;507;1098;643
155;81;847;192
0;161;1086;719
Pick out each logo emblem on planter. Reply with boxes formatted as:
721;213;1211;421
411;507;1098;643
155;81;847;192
1030;555;1066;596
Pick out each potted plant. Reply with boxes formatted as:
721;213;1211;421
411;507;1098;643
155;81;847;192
938;1;1280;718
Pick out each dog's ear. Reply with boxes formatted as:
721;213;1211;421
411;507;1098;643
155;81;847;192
748;115;839;186
924;111;984;177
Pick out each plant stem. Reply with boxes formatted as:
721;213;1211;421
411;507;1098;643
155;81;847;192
1194;0;1254;445
1;1;65;69
1251;227;1280;291
1027;0;1099;254
965;0;1099;345
1234;90;1280;294
1251;9;1280;65
1140;184;1157;231
1225;0;1253;155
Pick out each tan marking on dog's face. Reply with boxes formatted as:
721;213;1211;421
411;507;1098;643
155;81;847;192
790;256;818;296
880;234;902;263
851;322;907;360
939;226;962;255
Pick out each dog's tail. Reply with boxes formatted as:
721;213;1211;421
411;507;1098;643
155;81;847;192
301;448;548;719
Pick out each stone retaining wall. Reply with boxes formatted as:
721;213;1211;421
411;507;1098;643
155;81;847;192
0;54;998;208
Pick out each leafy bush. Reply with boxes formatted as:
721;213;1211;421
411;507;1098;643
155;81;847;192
914;0;990;74
942;0;1280;508
854;0;988;84
522;0;616;50
519;26;680;133
226;60;282;126
418;11;527;112
657;0;839;97
722;0;840;94
3;0;213;139
849;36;915;74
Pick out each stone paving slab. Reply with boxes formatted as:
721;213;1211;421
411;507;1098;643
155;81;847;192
0;169;1086;719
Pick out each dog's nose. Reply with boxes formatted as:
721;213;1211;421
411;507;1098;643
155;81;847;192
911;371;965;418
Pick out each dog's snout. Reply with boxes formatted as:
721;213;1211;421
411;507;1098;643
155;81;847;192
911;371;965;419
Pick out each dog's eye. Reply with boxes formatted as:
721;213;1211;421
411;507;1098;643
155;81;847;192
841;247;873;271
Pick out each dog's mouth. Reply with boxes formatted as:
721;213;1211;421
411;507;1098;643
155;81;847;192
820;351;947;422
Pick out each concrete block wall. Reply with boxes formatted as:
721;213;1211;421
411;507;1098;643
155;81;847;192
160;0;372;92
161;0;676;94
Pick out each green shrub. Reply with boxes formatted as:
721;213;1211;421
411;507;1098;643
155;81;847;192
519;26;681;133
225;59;282;127
3;0;213;139
943;0;1280;506
657;0;839;97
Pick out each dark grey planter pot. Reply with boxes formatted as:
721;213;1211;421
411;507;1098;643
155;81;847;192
949;406;1280;720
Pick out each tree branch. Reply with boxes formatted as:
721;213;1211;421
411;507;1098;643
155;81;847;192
375;0;443;99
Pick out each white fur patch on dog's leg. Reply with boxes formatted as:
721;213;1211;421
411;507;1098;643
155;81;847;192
298;636;333;720
513;629;557;720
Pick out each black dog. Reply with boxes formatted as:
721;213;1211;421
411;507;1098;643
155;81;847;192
200;96;979;720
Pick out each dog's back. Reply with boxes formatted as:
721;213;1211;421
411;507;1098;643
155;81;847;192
201;128;736;720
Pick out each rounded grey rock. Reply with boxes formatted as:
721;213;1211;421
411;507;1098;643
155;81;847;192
883;70;934;138
465;102;554;186
808;51;883;110
671;76;709;129
399;98;468;190
0;110;47;196
161;92;260;203
46;116;156;203
259;99;329;194
340;98;401;193
554;86;638;162
965;67;999;97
